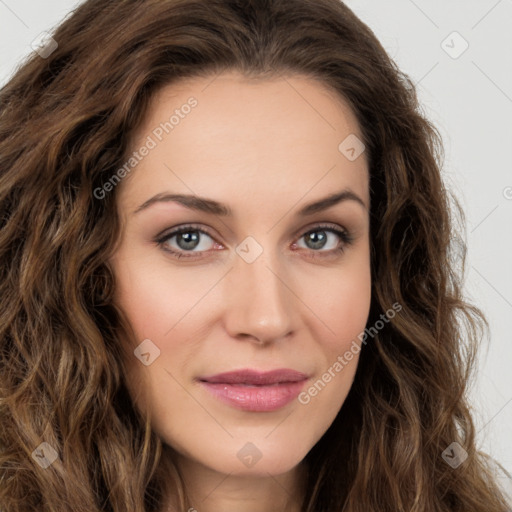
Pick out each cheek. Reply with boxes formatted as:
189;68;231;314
297;273;370;438
291;256;371;423
111;254;222;411
304;255;372;348
111;251;218;340
299;257;370;401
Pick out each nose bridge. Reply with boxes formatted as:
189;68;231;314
223;242;295;343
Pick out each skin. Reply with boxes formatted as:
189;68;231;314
109;71;371;512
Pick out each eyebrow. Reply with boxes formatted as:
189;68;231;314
133;189;367;216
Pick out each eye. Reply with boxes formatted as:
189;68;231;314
156;224;217;258
296;226;346;251
293;224;353;259
155;223;353;260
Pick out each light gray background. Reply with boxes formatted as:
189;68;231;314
1;0;510;492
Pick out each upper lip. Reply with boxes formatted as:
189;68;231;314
199;368;308;385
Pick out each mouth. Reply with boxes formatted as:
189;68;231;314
197;368;309;412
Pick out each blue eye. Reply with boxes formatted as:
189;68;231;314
298;227;348;251
156;225;216;258
156;223;353;260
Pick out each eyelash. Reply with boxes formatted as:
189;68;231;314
155;223;354;260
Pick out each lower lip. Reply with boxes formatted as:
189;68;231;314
199;380;307;412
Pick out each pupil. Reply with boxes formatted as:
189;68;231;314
307;231;326;250
178;231;199;250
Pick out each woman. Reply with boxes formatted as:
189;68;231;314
0;0;510;511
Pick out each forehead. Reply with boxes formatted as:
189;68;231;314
120;72;369;213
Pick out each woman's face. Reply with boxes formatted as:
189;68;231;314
110;71;371;478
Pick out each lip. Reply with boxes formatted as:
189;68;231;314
198;368;309;412
199;368;308;385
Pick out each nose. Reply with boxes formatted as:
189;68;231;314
222;248;296;345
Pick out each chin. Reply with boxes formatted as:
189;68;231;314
169;433;311;477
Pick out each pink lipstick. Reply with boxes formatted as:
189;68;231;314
198;369;308;412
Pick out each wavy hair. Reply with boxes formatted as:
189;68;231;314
0;0;510;510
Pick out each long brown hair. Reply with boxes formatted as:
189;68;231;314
0;0;510;510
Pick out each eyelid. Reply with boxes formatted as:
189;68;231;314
155;223;217;244
292;221;345;239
